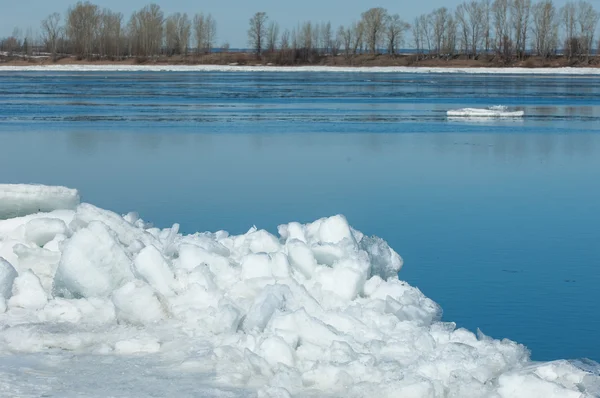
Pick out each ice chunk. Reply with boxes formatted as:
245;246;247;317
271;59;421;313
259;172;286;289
242;285;290;332
240;252;289;280
12;244;61;293
0;184;80;220
211;301;242;334
8;270;47;310
112;281;167;325
133;245;177;296
114;337;161;354
497;372;583;398
241;253;273;279
54;221;134;298
447;106;524;118
267;308;346;347
315;266;364;301
38;298;83;323
0;257;18;299
260;336;295;367
315;215;355;244
277;222;307;243
286;240;317;278
23;218;69;247
359;235;404;278
72;203;160;250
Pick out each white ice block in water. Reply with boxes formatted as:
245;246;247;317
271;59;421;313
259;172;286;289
446;105;525;117
0;184;80;220
0;184;597;398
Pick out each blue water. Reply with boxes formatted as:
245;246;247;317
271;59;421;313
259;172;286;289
0;71;599;362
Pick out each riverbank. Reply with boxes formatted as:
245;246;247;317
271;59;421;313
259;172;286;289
2;52;600;70
2;63;600;75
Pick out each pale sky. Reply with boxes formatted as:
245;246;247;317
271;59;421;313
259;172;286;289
0;0;587;48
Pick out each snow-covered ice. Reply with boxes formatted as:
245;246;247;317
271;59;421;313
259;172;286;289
0;183;598;397
1;64;600;75
0;184;80;220
447;105;525;118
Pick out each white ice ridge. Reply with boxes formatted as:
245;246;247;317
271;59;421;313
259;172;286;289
0;184;598;397
447;105;525;118
1;64;600;75
0;184;80;220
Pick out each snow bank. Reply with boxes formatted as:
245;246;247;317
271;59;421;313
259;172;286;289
0;183;598;397
447;105;525;118
1;64;600;75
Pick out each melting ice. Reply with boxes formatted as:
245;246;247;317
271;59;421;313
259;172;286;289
446;105;525;118
0;184;598;397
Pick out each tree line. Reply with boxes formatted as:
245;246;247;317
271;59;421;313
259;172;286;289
0;0;599;64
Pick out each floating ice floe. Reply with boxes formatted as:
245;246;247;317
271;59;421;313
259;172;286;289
447;105;525;118
0;183;598;397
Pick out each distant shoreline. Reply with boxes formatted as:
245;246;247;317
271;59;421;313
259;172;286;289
1;64;600;75
2;54;600;74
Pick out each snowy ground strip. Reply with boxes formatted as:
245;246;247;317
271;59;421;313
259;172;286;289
0;184;598;397
1;64;600;75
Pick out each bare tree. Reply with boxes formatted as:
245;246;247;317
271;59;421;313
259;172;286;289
531;0;557;57
348;21;364;55
41;13;62;61
179;13;191;55
165;13;190;55
361;7;388;54
386;14;409;55
128;4;163;58
321;22;333;54
248;12;268;56
576;1;600;61
412;17;423;56
24;27;35;56
560;2;577;58
444;15;458;54
205;14;216;53
422;14;434;54
330;27;341;56
193;14;205;54
192;13;215;54
299;21;313;59
279;29;291;62
166;15;179;55
338;25;351;57
67;1;100;59
312;23;322;54
511;0;532;59
98;9;122;59
493;0;513;59
266;21;279;52
482;0;492;52
456;4;470;55
432;8;450;56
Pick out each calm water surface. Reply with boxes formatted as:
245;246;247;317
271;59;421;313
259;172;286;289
0;71;599;362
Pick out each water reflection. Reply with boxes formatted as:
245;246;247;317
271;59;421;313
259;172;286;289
47;128;600;161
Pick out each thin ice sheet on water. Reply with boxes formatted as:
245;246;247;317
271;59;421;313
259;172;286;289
0;184;598;397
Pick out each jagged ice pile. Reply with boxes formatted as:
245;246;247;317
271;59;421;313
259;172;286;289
0;184;598;397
